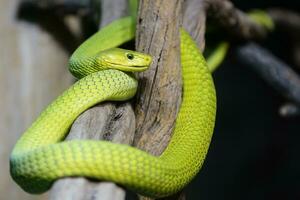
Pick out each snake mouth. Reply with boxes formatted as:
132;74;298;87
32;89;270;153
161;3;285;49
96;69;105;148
109;64;149;72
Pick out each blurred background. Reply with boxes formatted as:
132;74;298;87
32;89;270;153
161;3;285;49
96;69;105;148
188;0;300;199
0;0;299;199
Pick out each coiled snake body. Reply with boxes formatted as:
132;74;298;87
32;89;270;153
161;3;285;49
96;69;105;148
10;16;216;197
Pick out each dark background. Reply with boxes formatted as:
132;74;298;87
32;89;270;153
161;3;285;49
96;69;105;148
187;0;300;199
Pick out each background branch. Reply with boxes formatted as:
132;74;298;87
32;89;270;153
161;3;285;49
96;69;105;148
206;0;267;40
234;43;300;112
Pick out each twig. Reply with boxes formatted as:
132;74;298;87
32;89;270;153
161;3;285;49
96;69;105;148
206;0;267;40
234;42;300;106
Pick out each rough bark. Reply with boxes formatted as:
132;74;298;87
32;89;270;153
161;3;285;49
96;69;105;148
133;0;207;199
49;1;133;200
134;0;207;158
134;0;183;156
134;0;186;199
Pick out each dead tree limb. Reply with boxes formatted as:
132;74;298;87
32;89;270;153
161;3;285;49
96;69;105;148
134;0;182;155
134;0;184;199
133;0;208;199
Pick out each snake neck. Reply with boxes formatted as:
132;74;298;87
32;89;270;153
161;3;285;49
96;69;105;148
69;17;136;79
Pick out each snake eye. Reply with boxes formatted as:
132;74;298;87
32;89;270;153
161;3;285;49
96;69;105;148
127;53;134;60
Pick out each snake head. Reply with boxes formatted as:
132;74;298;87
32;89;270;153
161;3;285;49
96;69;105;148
97;48;152;72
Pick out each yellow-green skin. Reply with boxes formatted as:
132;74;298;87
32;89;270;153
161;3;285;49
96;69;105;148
10;16;216;197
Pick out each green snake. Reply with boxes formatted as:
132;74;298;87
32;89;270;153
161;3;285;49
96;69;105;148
9;1;275;196
10;15;216;197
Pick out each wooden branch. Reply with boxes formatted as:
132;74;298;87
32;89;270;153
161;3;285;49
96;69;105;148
133;0;209;199
133;0;207;164
234;43;300;106
206;0;267;40
134;0;187;199
134;0;183;155
49;1;133;200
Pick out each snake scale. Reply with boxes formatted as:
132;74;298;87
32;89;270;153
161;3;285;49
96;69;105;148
10;8;216;198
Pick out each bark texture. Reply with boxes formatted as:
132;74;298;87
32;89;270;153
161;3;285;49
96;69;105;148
134;2;207;200
134;0;183;156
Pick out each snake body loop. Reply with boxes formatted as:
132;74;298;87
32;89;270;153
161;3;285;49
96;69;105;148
10;16;216;197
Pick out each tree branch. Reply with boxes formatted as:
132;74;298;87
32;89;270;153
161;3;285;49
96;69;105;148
234;43;300;108
134;0;182;155
134;0;184;199
206;0;267;40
